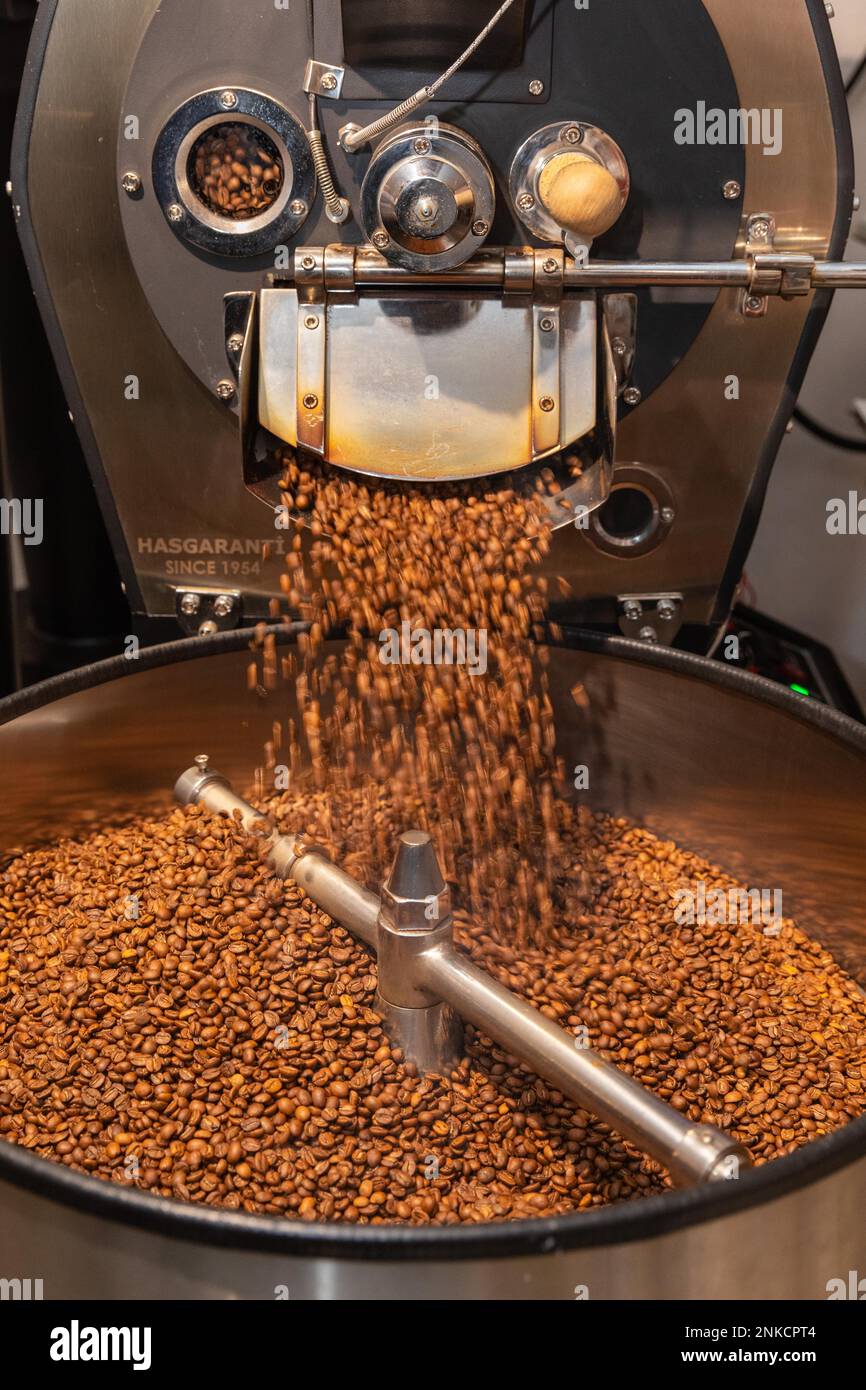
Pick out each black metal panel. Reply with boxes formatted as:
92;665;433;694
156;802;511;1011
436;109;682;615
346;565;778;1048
315;0;552;104
340;0;529;71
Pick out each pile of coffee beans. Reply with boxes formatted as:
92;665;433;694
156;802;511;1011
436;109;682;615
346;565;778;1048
1;788;864;1222
189;123;284;220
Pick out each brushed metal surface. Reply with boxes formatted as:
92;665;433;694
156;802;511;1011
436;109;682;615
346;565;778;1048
258;289;598;479
20;0;764;622
2;1149;864;1298
560;0;844;621
25;0;289;616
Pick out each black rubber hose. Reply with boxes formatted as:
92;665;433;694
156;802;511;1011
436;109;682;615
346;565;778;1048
793;406;866;453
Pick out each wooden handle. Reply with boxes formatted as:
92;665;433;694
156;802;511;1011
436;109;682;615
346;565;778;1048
538;152;624;239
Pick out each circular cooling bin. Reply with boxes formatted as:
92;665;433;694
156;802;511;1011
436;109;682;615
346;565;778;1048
0;629;864;1299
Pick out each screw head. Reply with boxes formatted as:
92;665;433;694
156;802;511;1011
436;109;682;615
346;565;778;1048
611;336;627;357
529;79;545;96
517;192;536;213
638;626;659;644
194;753;210;770
853;193;861;212
745;295;765;313
825;2;834;15
539;316;555;332
219;90;238;110
198;620;219;637
623;386;642;406
413;137;432;155
539;395;556;413
180;593;201;616
661;506;675;525
749;218;771;242
290;198;308;217
657;599;677;622
216;379;236;401
320;72;338;92
722;180;742;201
213;594;234;618
562;124;583;145
542;257;558;274
227;333;244;353
300;254;316;270
121;171;142;196
304;314;320;330
372;230;390;250
303;392;319;410
471;219;490;237
623;600;642;620
167;203;184;223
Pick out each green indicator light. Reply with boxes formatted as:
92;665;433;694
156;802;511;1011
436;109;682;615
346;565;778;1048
790;683;811;697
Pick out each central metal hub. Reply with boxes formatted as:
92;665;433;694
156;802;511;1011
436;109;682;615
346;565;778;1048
395;176;459;240
375;829;465;1075
361;121;495;271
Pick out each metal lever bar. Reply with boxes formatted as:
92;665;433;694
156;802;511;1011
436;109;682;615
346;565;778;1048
289;245;866;294
175;762;752;1187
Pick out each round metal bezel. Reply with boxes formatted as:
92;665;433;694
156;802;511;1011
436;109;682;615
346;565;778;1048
587;464;676;557
509;121;631;251
152;88;315;257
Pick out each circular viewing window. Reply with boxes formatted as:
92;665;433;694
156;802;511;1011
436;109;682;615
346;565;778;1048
595;486;656;545
587;470;675;558
152;89;315;257
187;122;284;221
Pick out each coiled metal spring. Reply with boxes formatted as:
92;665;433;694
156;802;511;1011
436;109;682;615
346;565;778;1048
307;94;349;225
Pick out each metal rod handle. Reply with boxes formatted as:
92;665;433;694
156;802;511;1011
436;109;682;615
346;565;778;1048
175;766;751;1186
418;943;747;1186
326;247;866;292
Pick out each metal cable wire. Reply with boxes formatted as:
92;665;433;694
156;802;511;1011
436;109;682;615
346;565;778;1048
342;0;520;152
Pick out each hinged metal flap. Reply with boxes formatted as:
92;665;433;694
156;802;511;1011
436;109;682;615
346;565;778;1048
257;286;598;481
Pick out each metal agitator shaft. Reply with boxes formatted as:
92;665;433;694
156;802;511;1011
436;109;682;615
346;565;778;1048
175;760;752;1187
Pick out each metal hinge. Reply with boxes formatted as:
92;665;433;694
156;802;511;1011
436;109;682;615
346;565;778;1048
742;214;814;317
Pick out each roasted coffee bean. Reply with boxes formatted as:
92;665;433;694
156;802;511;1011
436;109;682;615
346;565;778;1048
259;450;585;943
1;800;865;1223
190;123;284;221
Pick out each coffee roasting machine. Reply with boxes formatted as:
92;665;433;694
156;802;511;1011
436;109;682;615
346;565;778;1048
9;0;866;648
2;0;866;1301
